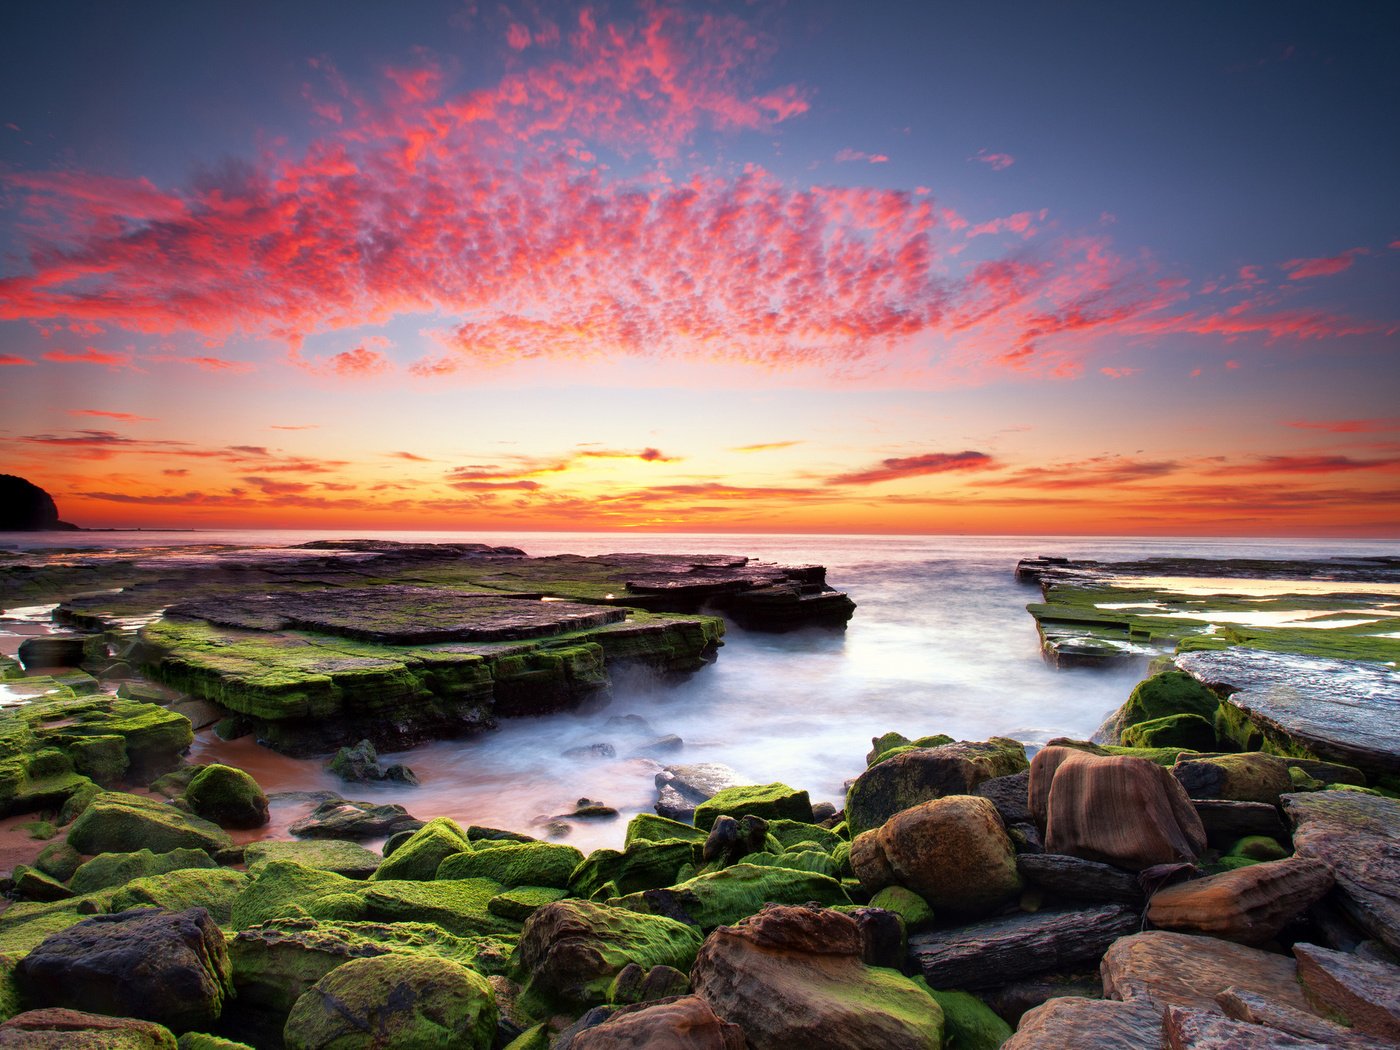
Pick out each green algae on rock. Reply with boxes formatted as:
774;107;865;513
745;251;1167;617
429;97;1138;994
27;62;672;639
612;861;851;929
182;765;269;830
66;792;233;856
436;841;584;888
70;847;218;895
369;817;473;882
692;782;813;831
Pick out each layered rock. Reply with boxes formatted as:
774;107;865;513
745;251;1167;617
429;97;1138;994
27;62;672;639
845;739;1028;837
567;996;746;1049
1145;857;1333;944
1293;942;1400;1042
1101;930;1311;1014
1002;997;1165;1050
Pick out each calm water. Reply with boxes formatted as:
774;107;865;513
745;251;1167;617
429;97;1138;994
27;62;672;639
6;530;1398;850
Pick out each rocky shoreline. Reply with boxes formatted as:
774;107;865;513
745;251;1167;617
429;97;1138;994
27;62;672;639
0;542;1397;1048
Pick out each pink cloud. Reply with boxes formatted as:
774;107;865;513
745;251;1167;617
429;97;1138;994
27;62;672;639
0;354;35;366
827;450;995;486
835;148;890;164
1283;418;1400;433
40;347;133;368
1100;367;1139;379
69;409;155;422
506;23;532;50
972;149;1015;170
1280;247;1367;280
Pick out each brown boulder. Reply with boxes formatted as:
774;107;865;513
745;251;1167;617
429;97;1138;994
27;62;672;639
1216;986;1398;1049
849;795;1020;917
1145;857;1333;945
845;739;1028;836
1030;747;1206;871
1293;941;1400;1041
1162;1005;1336;1049
689;904;944;1050
1101;931;1310;1014
570;996;746;1049
1002;997;1164;1050
0;1008;176;1048
1172;753;1292;804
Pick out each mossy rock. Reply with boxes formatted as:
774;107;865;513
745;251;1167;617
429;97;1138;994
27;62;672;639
34;841;82;881
361;879;518;937
611;862;850;929
869;885;935;931
58;779;102;824
1173;752;1293;804
867;732;955;766
742;849;842;879
765;819;845;852
622;813;708;847
1288;766;1325;791
0;954;18;1023
243;839;382;879
231;862;363;929
436;842;583;889
283;954;498;1050
68;733;130;785
183;764;269;829
488;886;570;921
177;1034;255;1050
917;982;1012;1050
66;791;233;855
1120;670;1221;729
1120;713;1218;751
693;782;813;831
70;846;218;895
370;817;472;882
569;839;699;900
502;1025;549;1050
1224;835;1289;862
1099;744;1205;766
10;865;73;902
110;867;250;925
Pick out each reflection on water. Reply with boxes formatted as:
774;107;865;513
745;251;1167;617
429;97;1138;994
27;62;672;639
10;531;1400;851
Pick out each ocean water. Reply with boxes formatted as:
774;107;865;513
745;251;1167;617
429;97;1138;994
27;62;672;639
7;530;1398;850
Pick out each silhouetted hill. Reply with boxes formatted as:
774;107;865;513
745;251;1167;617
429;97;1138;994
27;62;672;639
0;474;79;530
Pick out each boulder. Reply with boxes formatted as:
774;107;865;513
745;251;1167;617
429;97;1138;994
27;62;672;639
243;839;382;878
1192;800;1286;847
839;906;906;969
33;842;82;882
17;637;91;671
1216;986;1396;1049
1030;747;1205;871
974;770;1032;826
606;962;689;1005
0;1007;176;1048
1145;857;1333;944
701;814;770;864
370;817;472;881
1284;790;1400;954
437;842;584;888
693;783;812;831
15;907;232;1033
283;954;497;1050
1293;942;1400;1041
846;739;1028;837
1002;997;1164;1050
328;739;382;783
1016;853;1143;905
867;886;934;930
110;868;250;927
568;996;745;1049
909;905;1138;990
1100;930;1310;1014
182;765;268;829
569;839;697;900
512;900;703;1012
611;862;849;929
1162;1005;1339;1049
65;793;233;856
360;879;517;937
1172;753;1292;804
624;814;708;847
849;796;1020;916
1104;670;1222;740
919;986;1012;1050
654;763;743;821
488;886;570;921
286;798;423;840
689;904;944;1050
230;862;364;929
1121;714;1218;752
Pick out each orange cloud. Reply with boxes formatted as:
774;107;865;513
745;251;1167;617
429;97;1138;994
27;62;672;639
827;451;995;486
0;354;35;366
730;441;802;453
69;409;156;422
40;347;132;368
1283;418;1400;433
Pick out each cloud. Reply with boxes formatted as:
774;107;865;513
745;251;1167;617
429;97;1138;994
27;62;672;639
69;409;155;422
1205;455;1400;476
145;354;254;373
0;354;35;366
40;347;133;368
295;338;394;378
390;451;432;461
1099;367;1139;379
972;149;1015;170
1283;418;1400;433
827;450;995;486
835;148;889;164
448;479;543;491
730;440;802;453
984;456;1181;489
1280;248;1368;280
270;424;319;430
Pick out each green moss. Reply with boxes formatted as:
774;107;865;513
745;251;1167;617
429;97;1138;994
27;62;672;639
488;886;570;921
1224;835;1289;862
0;954;17;1023
66;791;233;855
1121;671;1221;728
70;846;218;894
623;813;707;847
283;954;498;1050
34;840;82;881
183;764;268;829
869;885;935;931
612;862;850;929
243;839;382;878
915;982;1012;1050
231;861;363;929
569;839;699;900
1098;744;1204;766
765;819;844;853
111;867;250;925
362;879;519;937
18;819;57;840
371;817;474;882
742;850;843;879
1120;713;1219;751
693;782;812;831
501;1025;550;1050
436;842;583;888
68;733;129;785
177;1034;255;1050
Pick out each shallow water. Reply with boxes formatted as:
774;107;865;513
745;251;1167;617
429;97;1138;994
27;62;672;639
6;530;1399;851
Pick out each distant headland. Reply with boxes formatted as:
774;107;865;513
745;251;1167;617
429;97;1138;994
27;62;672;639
0;475;80;531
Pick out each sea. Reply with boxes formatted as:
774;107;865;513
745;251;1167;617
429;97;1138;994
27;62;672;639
4;530;1397;850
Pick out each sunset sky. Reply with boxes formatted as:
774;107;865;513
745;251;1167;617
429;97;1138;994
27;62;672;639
1;2;1397;535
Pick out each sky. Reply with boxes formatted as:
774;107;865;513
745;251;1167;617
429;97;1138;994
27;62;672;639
1;1;1397;536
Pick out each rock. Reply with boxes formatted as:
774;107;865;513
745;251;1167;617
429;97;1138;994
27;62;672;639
1172;753;1293;804
974;770;1032;826
606;962;689;1005
177;1034;253;1050
242;839;382;878
982;974;1105;1027
1222;835;1289;864
693;783;812;831
0;475;67;530
845;738;1028;837
909;905;1138;990
1122;714;1218;751
568;996;745;1049
230;862;364;929
512;900;703;1012
1016;853;1143;904
287;798;423;839
563;798;620;820
624;814;708;847
437;842;584;888
110;869;250;927
70;848;217;894
10;866;72;902
183;765;269;829
689;904;944;1049
0;1007;177;1048
841;905;907;969
1178;648;1400;776
359;879;517;937
1293;941;1400;1041
1163;1005;1332;1048
1030;747;1205;871
370;817;472;881
328;740;382;783
612;862;850;929
1101;930;1311;1013
1104;670;1223;743
1216;986;1396;1049
701;814;769;864
564;743;616;760
654;763;743;820
569;839;698;900
1145;857;1333;944
849;796;1021;916
33;841;81;882
17;637;91;670
16;907;232;1033
919;987;1012;1050
867;885;934;930
66;792;233;856
489;886;570;921
1284;790;1400;954
283;954;497;1050
636;735;684;757
1002;997;1164;1050
1192;800;1287;847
